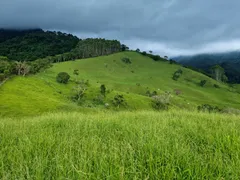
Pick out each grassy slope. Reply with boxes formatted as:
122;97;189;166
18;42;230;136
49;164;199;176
1;110;240;179
1;51;240;117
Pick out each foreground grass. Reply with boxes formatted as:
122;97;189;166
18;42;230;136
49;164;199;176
0;110;240;179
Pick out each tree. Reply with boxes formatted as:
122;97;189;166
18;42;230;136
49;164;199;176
56;72;70;84
210;65;227;82
136;48;140;52
72;81;88;102
15;61;30;76
121;44;129;51
149;50;153;54
100;84;106;97
164;56;168;60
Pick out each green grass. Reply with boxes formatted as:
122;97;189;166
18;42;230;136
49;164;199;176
1;51;240;117
0;110;240;179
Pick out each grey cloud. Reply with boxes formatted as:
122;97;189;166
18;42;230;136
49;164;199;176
1;0;240;56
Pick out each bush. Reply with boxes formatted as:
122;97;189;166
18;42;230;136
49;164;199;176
200;80;207;87
56;72;70;84
112;94;127;108
213;84;220;88
152;92;171;110
73;69;79;75
172;69;183;81
93;95;105;105
146;90;158;97
121;57;131;64
197;104;221;113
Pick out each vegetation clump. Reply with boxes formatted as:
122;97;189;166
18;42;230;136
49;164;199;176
146;90;158;97
197;104;222;113
172;69;183;81
121;57;131;64
213;84;220;88
200;80;207;87
112;94;127;108
152;92;171;110
56;72;70;84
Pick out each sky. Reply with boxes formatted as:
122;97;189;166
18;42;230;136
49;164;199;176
1;0;240;56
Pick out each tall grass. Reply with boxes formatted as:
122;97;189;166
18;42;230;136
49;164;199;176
0;110;240;179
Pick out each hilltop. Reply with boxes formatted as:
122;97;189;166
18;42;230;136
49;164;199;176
1;51;240;117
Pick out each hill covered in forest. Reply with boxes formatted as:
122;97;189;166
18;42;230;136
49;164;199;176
174;51;240;83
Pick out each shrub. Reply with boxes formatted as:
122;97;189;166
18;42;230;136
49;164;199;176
56;72;70;84
152;92;171;110
73;69;79;75
172;69;183;81
93;95;105;105
146;90;158;97
213;84;220;88
121;57;131;64
200;80;207;87
112;94;127;108
197;104;221;113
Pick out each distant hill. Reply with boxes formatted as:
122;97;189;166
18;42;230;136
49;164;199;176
174;51;240;83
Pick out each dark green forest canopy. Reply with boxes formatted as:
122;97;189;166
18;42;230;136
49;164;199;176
0;29;79;61
0;29;124;62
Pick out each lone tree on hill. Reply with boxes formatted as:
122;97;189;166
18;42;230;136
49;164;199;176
136;48;140;52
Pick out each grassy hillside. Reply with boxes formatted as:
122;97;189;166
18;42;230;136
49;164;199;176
1;51;240;117
1;110;240;179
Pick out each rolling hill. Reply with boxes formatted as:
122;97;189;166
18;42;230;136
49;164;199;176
1;51;240;117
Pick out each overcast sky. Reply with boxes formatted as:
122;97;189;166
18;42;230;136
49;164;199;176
1;0;240;56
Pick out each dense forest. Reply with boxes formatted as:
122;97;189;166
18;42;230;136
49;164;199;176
175;52;240;83
0;29;79;61
0;29;125;81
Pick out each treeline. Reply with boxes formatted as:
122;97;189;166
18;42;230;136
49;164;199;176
135;49;168;62
0;29;79;61
49;38;122;63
